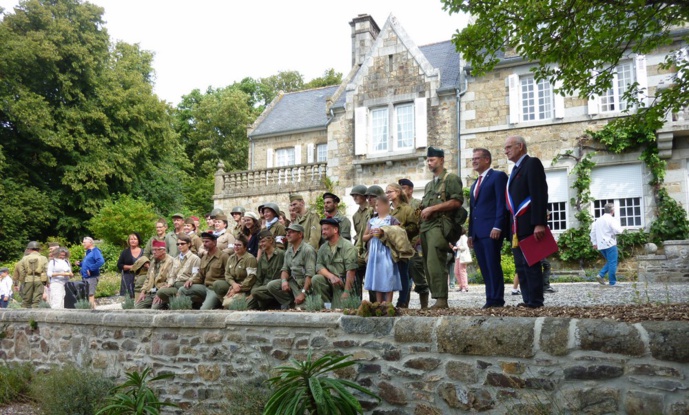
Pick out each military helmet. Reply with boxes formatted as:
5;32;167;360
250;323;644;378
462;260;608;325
231;206;245;214
350;185;368;196
209;208;224;218
26;241;40;250
365;185;385;197
262;203;280;216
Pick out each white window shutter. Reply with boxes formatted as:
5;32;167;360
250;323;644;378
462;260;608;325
588;72;599;116
294;145;301;165
414;97;428;149
507;74;520;124
354;107;367;155
266;148;274;168
635;54;648;107
554;79;565;119
307;143;314;163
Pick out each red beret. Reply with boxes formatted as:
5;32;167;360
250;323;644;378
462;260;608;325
152;240;166;248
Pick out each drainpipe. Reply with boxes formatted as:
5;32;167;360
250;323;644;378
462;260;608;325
456;67;469;177
249;135;254;170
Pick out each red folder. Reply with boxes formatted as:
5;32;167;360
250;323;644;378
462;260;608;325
519;226;559;266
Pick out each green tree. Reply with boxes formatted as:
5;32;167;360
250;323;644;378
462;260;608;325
87;195;158;248
258;70;305;105
442;0;689;132
304;68;343;89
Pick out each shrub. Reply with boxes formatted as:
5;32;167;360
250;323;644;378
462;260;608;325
226;295;249;311
169;295;192;310
95;272;120;298
30;364;114;415
304;294;324;311
265;352;380;415
37;300;51;308
501;254;515;284
333;292;361;310
96;367;178;415
121;297;135;310
192;377;271;415
87;195;158;248
0;362;33;405
75;299;91;309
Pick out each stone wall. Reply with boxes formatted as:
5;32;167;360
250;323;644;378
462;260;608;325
638;240;689;283
2;310;689;414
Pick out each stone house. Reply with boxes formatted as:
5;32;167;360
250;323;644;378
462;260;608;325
214;13;689;237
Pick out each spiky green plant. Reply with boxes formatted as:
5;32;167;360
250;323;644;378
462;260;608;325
169;295;192;310
303;294;324;311
75;299;91;309
121;297;135;310
226;295;249;311
95;368;178;415
333;292;361;310
37;301;51;309
264;352;380;415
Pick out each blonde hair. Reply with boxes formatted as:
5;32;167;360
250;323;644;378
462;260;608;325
386;183;409;204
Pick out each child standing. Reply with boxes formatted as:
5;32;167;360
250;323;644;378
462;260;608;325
363;195;402;304
452;229;471;292
0;267;12;308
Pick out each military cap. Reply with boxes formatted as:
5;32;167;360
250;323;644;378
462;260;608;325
365;185;385;197
152;240;166;249
184;217;195;225
215;214;228;223
0;267;9;274
26;241;40;250
131;256;150;274
200;232;217;240
320;217;340;227
209;208;224;218
263;203;280;216
171;213;184;219
322;192;340;203
398;178;414;188
245;211;259;221
289;194;304;202
231;206;246;214
190;216;199;221
350;185;368;196
287;223;304;233
258;229;273;239
427;146;444;158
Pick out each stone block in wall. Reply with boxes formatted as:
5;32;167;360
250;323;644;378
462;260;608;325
576;319;645;356
394;317;434;343
446;360;478;384
560;386;619;415
378;380;408;405
437;317;535;358
563;363;624;380
627;363;683;378
624;390;665;415
669;401;689;415
539;317;571;356
629;376;689;392
438;383;495;411
340;316;394;336
642;321;689;363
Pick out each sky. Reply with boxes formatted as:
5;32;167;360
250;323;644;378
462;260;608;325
0;0;469;105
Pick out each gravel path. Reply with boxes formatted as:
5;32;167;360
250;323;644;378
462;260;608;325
94;281;689;311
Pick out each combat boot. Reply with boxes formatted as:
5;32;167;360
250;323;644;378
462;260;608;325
419;292;429;309
430;297;449;309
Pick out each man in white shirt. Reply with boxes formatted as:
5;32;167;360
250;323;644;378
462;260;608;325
590;203;624;285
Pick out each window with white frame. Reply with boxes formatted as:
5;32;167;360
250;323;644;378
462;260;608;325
316;143;327;162
507;73;564;124
546;169;569;231
588;55;647;116
354;97;427;156
590;164;644;229
275;147;296;167
521;76;553;121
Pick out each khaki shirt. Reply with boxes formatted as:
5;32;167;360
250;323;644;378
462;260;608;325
269;223;287;250
231;223;243;240
225;253;258;292
216;230;236;255
420;169;464;232
410;198;422;211
295;210;322;251
352;205;373;246
188;233;202;255
142;254;175;293
168;252;201;286
281;241;317;283
191;249;230;287
256;248;285;287
316;237;358;278
16;252;48;283
332;213;352;241
391;202;419;241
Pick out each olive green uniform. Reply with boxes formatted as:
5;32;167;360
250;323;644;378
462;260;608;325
249;248;285;310
15;252;48;308
311;237;358;303
294;210;322;251
218;253;258;308
266;241;316;307
391;203;419;241
155;252;200;308
178;249;229;310
188;233;202;255
352;205;373;298
136;254;174;309
332;213;352;242
269;223;287;250
410;197;422;211
420;169;464;299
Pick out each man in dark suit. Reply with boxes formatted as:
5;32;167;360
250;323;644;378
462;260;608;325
468;148;508;309
504;136;549;308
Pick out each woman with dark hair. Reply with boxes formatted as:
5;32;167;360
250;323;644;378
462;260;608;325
117;233;144;297
242;212;262;257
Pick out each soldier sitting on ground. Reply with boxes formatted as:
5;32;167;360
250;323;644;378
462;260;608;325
247;230;285;310
310;218;358;305
154;235;200;309
266;224;316;309
136;240;174;309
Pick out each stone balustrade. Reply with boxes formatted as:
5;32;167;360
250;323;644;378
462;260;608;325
638;240;689;283
2;310;689;414
214;162;328;197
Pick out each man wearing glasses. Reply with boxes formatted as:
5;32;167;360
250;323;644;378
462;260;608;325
153;235;201;309
136;239;174;309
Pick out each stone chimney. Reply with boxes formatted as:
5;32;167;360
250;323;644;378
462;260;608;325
350;14;380;67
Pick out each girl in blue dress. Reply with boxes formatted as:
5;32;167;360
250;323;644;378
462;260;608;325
362;195;402;304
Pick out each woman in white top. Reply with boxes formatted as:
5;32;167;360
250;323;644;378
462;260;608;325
47;248;73;309
0;267;12;308
452;228;471;292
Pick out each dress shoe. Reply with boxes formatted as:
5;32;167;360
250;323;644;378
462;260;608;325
544;287;556;293
511;290;521;295
517;302;528;307
518;302;542;309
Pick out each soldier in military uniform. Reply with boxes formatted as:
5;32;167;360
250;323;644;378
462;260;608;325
398;178;430;308
184;218;203;255
208;208;224;232
262;203;286;250
350;185;371;298
247;230;285;310
214;214;236;255
230;206;245;239
14;241;48;308
178;232;229;310
311;218;358;304
290;194;321;251
144;218;178;258
219;234;258;309
399;178;422;210
323;193;352;241
420;147;464;309
136;240;175;309
154;235;201;309
131;256;151;294
265;224;317;309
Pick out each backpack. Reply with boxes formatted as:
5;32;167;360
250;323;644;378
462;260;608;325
437;171;468;244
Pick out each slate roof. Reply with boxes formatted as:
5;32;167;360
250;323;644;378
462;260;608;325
419;40;460;91
250;86;338;138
